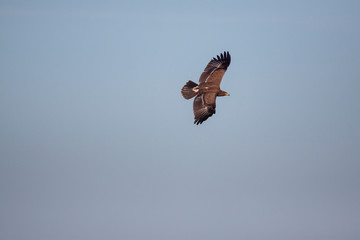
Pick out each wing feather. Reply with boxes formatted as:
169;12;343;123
193;93;217;125
199;51;231;85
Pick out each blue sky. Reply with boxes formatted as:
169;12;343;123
1;1;360;239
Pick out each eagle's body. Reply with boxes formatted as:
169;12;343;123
181;51;231;125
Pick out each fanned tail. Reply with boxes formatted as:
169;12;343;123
181;80;198;99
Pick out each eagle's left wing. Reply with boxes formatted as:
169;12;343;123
193;93;217;125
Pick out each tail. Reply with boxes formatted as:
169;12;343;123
181;80;199;99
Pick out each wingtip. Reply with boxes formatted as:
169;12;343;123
224;51;230;58
223;51;231;64
194;120;203;125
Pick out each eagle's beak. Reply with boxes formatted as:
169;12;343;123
226;93;230;96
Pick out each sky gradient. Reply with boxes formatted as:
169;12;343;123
1;1;360;239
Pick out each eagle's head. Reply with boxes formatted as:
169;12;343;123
218;90;230;97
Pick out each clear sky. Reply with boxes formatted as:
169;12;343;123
1;1;360;239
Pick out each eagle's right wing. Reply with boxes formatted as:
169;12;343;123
193;93;217;125
198;51;231;86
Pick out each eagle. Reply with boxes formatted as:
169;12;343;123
181;51;231;125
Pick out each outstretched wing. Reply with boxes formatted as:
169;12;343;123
193;93;217;125
199;51;231;85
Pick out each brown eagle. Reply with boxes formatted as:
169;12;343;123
181;51;231;125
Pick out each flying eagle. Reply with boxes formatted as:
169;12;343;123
181;51;231;125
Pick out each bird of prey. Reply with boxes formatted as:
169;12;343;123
181;51;231;125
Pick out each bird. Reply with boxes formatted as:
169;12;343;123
181;51;231;125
